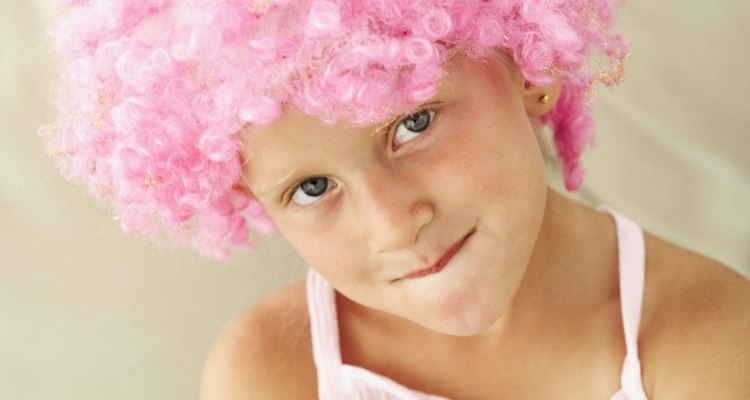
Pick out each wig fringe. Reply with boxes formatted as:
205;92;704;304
42;0;628;259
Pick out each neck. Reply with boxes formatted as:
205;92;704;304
506;188;619;326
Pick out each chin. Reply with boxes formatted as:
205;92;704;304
393;231;525;337
418;293;507;337
456;312;505;337
429;314;502;337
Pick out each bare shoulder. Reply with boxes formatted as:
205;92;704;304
640;233;750;399
201;279;317;400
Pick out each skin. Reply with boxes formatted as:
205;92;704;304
201;55;750;399
241;54;554;337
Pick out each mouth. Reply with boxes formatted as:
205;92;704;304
399;228;475;281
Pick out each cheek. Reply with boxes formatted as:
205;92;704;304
423;102;547;271
427;106;544;205
273;217;362;278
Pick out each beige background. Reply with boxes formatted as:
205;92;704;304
1;1;748;399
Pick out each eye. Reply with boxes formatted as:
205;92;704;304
392;108;436;150
289;177;336;206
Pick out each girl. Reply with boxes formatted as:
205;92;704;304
42;0;750;399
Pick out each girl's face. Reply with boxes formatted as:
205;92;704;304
241;55;551;336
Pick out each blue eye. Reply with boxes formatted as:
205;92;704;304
393;108;436;149
290;177;335;206
286;107;436;207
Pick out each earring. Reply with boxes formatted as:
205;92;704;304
539;94;549;104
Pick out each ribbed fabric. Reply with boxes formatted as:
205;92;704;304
598;205;649;400
307;269;449;400
306;205;648;400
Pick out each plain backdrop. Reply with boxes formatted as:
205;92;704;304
1;1;748;399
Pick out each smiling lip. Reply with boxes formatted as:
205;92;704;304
401;229;474;280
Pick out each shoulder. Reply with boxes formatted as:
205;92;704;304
201;279;317;400
640;233;750;399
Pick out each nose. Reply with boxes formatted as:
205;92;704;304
354;168;434;253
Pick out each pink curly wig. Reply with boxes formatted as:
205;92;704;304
41;0;628;259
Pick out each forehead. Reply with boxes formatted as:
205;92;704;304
239;107;380;198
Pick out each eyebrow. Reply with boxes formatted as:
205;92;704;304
249;119;395;201
253;170;297;200
374;115;399;136
250;100;444;201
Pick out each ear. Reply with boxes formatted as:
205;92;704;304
523;80;562;118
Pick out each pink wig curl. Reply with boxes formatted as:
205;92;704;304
42;0;628;259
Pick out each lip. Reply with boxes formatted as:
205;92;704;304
399;228;475;280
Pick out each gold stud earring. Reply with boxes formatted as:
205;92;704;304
540;94;549;104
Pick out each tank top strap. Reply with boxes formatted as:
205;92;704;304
306;268;344;399
597;205;649;400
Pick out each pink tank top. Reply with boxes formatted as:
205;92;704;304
306;205;649;399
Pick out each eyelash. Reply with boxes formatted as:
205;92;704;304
283;105;439;206
387;104;438;151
